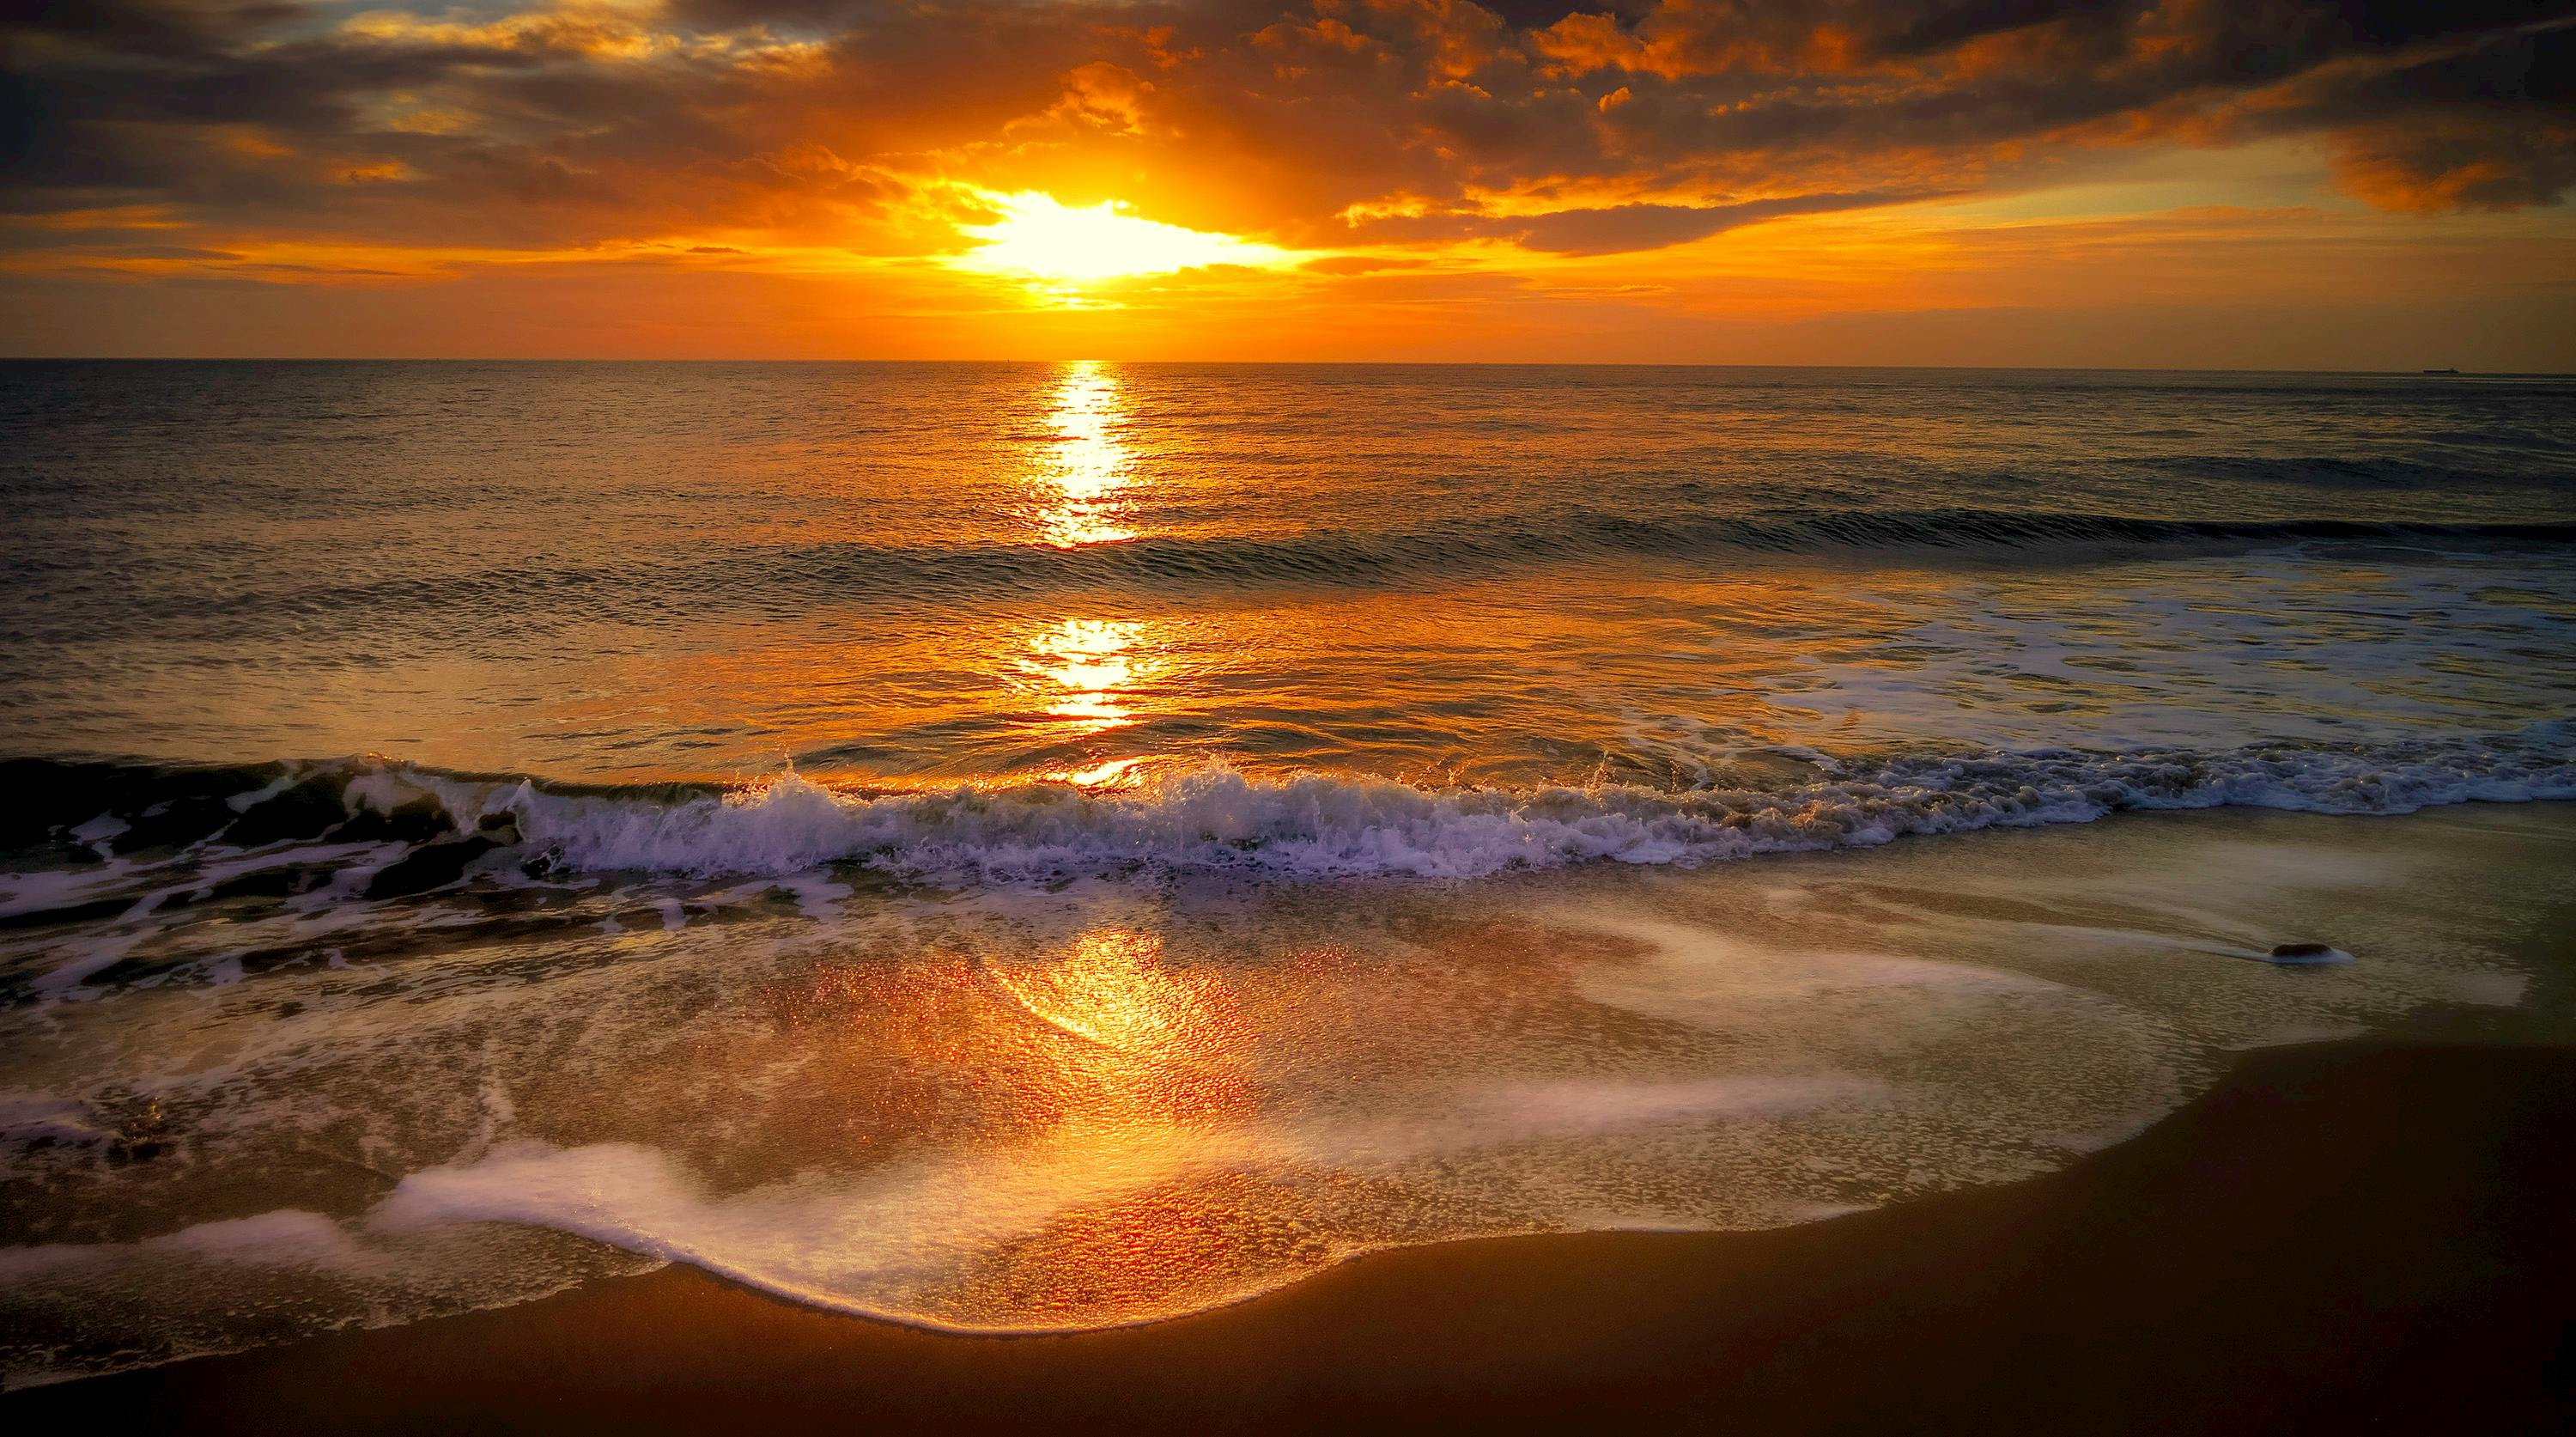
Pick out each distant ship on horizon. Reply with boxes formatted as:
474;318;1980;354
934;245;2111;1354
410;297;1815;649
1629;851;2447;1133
2422;367;2463;374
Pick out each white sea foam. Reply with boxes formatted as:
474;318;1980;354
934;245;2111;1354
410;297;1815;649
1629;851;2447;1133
0;1063;1881;1371
0;862;140;921
4;728;2567;929
0;1209;362;1285
28;893;168;995
369;1067;1879;1330
448;727;2576;884
372;1134;1220;1324
0;1094;111;1150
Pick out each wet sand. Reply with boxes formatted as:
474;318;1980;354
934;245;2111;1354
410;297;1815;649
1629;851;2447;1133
10;1034;2573;1434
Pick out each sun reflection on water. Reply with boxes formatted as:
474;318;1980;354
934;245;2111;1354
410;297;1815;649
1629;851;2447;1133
1021;618;1143;733
1012;615;1167;788
1030;361;1137;549
1020;620;1144;731
1013;365;1161;778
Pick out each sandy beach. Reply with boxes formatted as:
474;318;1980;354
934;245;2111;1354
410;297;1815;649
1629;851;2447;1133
12;1026;2573;1434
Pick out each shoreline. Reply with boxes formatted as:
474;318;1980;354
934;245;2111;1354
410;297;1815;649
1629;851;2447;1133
12;1034;2574;1434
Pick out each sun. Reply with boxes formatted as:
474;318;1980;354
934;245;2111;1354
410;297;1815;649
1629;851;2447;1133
957;192;1294;285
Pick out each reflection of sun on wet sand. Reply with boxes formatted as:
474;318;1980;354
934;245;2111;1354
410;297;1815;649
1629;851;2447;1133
951;929;1293;1319
979;929;1253;1116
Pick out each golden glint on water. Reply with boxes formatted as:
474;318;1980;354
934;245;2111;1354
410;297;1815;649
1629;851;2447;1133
1029;361;1137;550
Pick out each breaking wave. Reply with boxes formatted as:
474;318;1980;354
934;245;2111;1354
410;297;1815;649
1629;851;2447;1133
6;723;2571;910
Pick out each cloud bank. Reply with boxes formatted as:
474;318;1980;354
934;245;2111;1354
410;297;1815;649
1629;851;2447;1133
8;1;2568;253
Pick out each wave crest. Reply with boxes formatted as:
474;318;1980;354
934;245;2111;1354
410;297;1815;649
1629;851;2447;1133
7;727;2570;910
383;730;2576;882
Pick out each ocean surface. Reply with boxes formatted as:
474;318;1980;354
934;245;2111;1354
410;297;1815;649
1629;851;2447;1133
3;361;2574;1384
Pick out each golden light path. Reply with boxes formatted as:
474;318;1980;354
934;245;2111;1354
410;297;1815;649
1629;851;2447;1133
1016;612;1158;790
1018;361;1159;790
1028;361;1137;549
1023;619;1145;731
640;363;1175;793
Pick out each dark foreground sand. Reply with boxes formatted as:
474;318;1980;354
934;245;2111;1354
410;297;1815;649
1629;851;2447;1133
9;1037;2573;1434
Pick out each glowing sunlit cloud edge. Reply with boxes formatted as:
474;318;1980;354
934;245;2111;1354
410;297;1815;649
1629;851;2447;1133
951;192;1304;289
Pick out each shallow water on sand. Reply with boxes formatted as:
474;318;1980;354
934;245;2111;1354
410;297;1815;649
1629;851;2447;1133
3;804;2568;1384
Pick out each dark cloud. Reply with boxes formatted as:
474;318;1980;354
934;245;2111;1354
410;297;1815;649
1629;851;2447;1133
2341;0;2566;48
0;0;2567;267
2164;25;2576;211
2321;29;2576;210
1351;191;1919;253
1868;1;2131;58
1517;192;1918;252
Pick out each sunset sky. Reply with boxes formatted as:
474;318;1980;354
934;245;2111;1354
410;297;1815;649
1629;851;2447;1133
5;0;2572;366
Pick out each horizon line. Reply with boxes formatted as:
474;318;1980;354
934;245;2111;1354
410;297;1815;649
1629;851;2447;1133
0;357;2555;377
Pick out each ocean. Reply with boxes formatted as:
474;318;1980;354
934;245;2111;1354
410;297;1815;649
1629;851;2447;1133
4;361;2574;1383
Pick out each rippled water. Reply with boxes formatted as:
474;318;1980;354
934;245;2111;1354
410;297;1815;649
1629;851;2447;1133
7;362;2573;783
3;361;2573;1385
